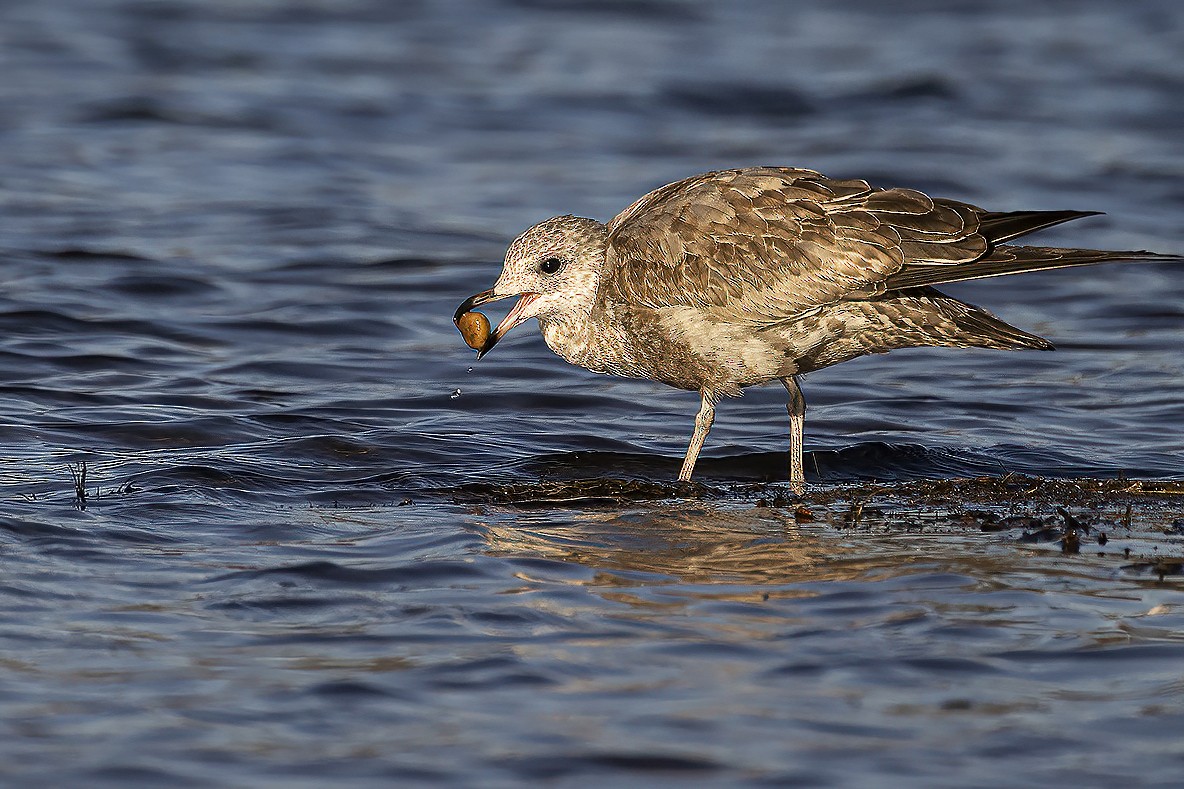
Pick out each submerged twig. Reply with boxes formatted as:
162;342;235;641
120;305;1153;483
1056;507;1089;554
845;499;866;527
67;461;87;511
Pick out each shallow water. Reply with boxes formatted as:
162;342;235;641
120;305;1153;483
2;0;1184;785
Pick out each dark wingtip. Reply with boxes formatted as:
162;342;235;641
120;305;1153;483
1125;250;1184;262
979;209;1105;245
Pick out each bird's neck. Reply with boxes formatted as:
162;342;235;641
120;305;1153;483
538;306;648;380
538;311;599;368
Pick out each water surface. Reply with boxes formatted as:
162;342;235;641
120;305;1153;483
2;0;1183;785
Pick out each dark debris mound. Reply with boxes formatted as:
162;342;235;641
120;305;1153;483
450;478;726;508
447;474;1184;578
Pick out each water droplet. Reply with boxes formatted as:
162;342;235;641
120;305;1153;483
450;388;461;399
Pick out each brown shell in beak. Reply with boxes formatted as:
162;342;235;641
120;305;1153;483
454;289;539;359
456;311;492;350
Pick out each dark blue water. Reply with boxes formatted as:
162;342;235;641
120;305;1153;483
3;1;1184;785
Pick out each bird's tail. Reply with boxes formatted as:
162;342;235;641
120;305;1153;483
937;293;1054;351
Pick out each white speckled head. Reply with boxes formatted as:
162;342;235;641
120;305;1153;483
497;214;607;315
456;215;607;357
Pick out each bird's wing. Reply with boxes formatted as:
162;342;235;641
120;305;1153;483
601;167;987;321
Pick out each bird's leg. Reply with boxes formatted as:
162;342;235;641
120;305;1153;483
678;392;715;481
782;376;806;491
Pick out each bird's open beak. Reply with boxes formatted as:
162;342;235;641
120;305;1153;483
455;289;541;359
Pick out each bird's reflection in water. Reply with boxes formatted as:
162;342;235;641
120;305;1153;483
477;501;923;594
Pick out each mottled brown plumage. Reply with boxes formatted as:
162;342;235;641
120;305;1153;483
455;167;1179;486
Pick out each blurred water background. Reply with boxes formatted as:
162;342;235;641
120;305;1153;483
2;0;1184;785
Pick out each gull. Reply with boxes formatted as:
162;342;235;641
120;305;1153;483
455;167;1178;486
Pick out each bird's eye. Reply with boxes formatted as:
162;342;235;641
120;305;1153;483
539;257;564;275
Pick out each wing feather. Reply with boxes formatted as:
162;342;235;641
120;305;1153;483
601;167;989;320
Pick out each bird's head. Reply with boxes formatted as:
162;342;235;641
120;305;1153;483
454;215;608;358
